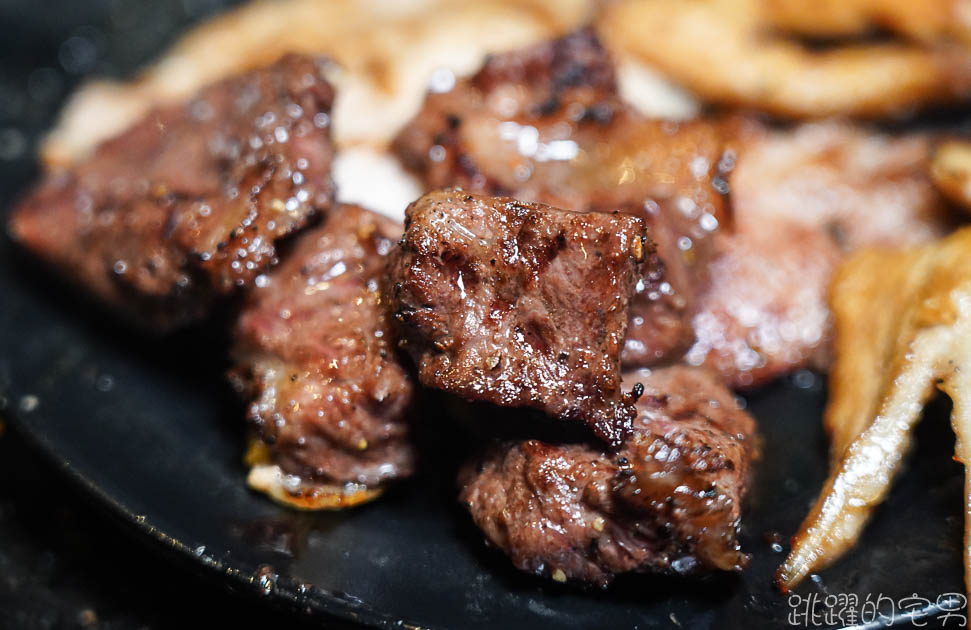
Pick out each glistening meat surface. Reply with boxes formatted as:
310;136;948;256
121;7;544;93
458;365;757;586
394;30;954;386
8;54;336;329
393;29;732;366
387;189;650;448
687;122;953;387
231;204;415;506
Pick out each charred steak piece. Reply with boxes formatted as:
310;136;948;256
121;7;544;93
458;365;757;586
395;30;956;388
8;54;336;330
387;190;651;448
393;29;736;365
231;204;414;509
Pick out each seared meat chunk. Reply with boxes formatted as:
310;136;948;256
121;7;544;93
8;54;335;329
458;365;756;586
231;204;414;508
387;190;650;448
687;122;953;387
395;30;954;387
393;29;735;365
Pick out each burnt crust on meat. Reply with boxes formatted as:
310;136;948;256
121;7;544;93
392;28;617;192
393;29;736;366
231;204;415;491
8;53;336;330
387;189;651;448
394;29;954;387
458;365;757;587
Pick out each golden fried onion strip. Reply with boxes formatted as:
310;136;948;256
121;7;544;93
244;439;383;510
777;227;971;592
822;249;932;461
599;0;971;118
931;140;971;211
764;0;971;45
942;351;971;596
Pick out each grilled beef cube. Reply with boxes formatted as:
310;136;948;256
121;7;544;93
231;204;414;507
393;29;735;365
8;54;336;330
394;30;954;387
458;365;756;586
387;189;650;448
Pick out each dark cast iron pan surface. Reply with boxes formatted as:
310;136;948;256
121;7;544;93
0;1;966;628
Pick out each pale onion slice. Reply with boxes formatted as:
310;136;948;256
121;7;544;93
40;0;592;167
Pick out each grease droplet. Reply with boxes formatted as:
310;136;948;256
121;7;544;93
18;395;38;413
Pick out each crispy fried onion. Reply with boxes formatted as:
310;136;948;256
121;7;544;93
776;226;971;593
764;0;971;45
931;139;971;211
599;0;971;118
244;439;382;510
